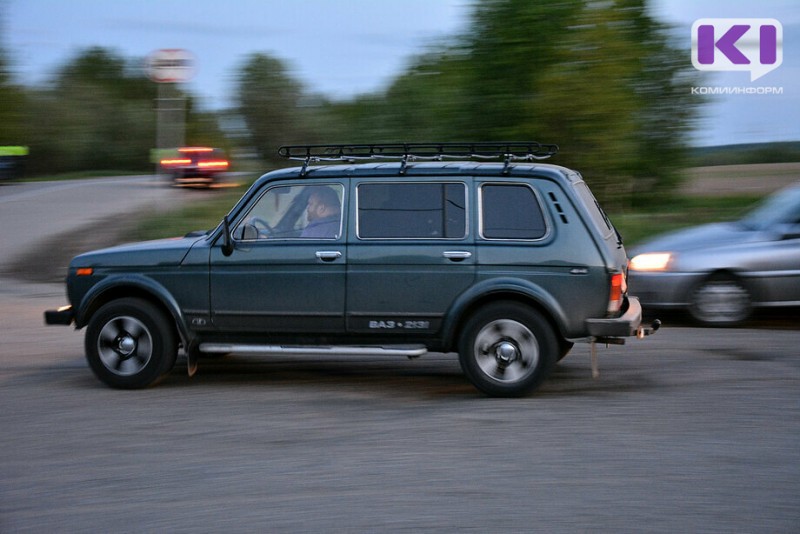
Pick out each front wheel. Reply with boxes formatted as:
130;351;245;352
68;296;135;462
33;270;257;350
85;298;177;389
458;302;557;397
689;274;751;326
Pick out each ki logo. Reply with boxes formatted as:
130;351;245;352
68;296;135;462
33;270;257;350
691;18;783;81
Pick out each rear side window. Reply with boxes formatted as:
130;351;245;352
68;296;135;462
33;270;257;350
480;183;546;240
357;182;466;239
573;181;614;238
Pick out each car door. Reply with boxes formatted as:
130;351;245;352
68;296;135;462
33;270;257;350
209;182;347;333
346;179;475;335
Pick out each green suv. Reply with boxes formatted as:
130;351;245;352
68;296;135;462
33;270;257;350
45;143;657;397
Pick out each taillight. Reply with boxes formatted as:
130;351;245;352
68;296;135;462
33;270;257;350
161;158;191;166
607;272;624;315
198;160;229;169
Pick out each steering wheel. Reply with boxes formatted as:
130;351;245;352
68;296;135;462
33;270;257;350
250;217;273;237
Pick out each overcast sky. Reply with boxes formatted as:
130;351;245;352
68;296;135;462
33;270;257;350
3;0;798;147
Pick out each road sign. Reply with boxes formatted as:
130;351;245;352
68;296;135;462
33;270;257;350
146;49;195;83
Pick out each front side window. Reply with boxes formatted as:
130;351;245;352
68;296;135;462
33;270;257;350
357;182;466;239
236;183;344;240
480;183;547;240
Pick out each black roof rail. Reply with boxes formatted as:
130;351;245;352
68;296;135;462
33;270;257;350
277;142;559;176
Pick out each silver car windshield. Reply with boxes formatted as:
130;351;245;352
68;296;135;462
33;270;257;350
739;184;800;231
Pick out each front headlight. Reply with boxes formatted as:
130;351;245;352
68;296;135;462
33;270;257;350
629;252;673;272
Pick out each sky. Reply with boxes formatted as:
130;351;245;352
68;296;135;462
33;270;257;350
3;0;799;147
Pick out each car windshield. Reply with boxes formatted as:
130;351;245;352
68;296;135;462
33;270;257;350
738;184;800;231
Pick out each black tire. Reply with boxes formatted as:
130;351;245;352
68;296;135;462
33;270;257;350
85;298;177;389
458;302;557;397
689;274;751;327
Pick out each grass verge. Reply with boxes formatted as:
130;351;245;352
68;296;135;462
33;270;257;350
131;187;248;241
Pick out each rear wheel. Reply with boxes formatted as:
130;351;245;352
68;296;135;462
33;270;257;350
458;302;557;397
85;298;177;389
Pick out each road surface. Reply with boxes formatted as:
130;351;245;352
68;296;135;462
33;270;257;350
0;176;193;281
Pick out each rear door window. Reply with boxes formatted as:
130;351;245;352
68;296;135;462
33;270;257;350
357;182;467;239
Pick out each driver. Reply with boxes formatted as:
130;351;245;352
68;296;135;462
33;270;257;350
301;186;341;238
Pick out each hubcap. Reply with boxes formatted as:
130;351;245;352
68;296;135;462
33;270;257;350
117;335;136;357
97;316;153;376
495;341;519;365
474;319;539;383
693;280;750;323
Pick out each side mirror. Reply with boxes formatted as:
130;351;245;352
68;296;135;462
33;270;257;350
221;215;234;256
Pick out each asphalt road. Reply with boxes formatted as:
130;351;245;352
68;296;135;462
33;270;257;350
1;178;799;532
0;176;186;272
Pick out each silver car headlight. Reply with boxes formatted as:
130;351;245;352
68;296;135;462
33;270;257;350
629;252;673;272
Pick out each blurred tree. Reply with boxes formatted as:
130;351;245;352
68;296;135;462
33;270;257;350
620;0;701;204
531;1;643;207
19;47;156;173
0;19;27;147
460;0;581;141
234;53;311;162
19;46;227;175
438;0;697;205
313;0;700;206
380;48;472;142
56;46;155;102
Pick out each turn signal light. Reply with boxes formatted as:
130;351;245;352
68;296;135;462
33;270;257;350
76;267;94;276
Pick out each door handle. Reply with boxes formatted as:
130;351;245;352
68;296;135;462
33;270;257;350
443;251;472;261
315;251;342;262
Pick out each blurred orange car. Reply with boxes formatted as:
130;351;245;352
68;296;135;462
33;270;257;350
160;147;229;186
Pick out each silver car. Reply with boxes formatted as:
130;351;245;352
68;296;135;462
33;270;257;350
627;182;800;326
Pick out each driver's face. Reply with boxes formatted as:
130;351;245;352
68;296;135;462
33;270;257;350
306;195;323;222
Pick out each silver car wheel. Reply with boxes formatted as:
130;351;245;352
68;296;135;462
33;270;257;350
97;316;154;376
691;278;751;325
473;319;540;384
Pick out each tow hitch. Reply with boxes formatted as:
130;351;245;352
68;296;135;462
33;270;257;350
590;319;661;378
636;319;661;339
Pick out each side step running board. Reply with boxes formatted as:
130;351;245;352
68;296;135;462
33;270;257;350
198;343;428;358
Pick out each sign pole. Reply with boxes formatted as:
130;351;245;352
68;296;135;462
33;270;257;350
147;49;195;176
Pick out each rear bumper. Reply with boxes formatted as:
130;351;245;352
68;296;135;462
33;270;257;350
44;306;74;326
585;296;657;338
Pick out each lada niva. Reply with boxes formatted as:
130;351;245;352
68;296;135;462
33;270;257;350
46;143;658;396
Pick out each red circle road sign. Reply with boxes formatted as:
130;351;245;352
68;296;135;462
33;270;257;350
146;49;195;83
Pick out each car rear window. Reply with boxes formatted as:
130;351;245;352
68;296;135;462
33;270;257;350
357;182;466;239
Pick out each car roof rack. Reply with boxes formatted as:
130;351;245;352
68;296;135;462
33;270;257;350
278;142;559;176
